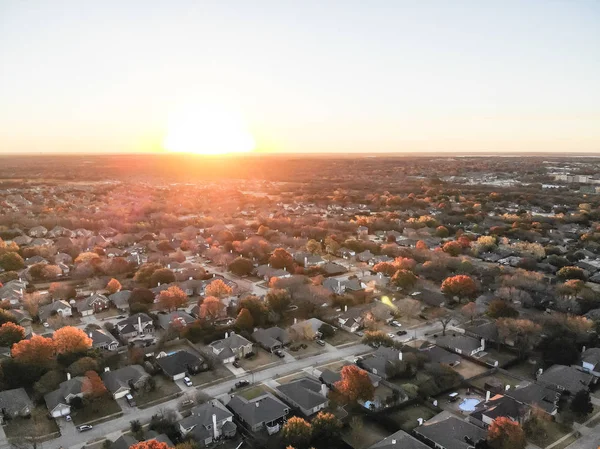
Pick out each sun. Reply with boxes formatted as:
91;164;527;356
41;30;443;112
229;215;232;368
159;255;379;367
163;103;255;155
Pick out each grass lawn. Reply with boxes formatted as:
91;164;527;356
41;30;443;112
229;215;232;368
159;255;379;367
93;308;122;319
72;397;122;425
238;384;270;400
238;348;279;371
288;340;325;358
4;407;59;441
451;359;488;379
325;329;360;346
387;404;437;432
133;375;181;407
575;405;600;424
526;421;571;448
506;360;540;381
341;415;389;449
469;371;522;391
191;364;233;386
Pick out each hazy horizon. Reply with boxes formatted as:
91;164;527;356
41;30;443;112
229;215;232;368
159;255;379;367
1;0;599;155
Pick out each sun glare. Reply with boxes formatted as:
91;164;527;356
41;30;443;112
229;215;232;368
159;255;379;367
163;103;255;155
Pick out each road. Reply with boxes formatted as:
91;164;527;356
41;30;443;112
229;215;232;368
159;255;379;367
39;342;373;449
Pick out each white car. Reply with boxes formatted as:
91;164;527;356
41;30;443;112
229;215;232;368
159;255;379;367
387;333;396;338
65;415;72;422
392;320;402;327
43;322;50;328
183;376;193;387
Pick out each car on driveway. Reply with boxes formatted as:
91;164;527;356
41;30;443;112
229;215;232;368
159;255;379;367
235;380;249;388
232;360;241;368
391;320;402;327
65;415;72;421
316;339;326;346
77;425;93;432
183;376;193;387
274;349;285;358
125;393;136;406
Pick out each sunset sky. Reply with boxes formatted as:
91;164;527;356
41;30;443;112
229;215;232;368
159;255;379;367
1;0;599;155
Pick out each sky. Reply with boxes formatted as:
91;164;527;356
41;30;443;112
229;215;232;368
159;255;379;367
1;0;599;155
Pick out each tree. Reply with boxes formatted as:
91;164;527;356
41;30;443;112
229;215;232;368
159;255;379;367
12;335;55;365
199;296;224;320
129;440;172;449
416;240;428;250
158;286;188;311
557;266;586;281
441;275;478;303
324;236;340;255
269;248;295;271
106;278;121;294
82;370;107;399
487;299;519;318
487;417;526;449
461;302;479;324
134;262;163;285
150;268;176;287
306;239;322;254
442;241;462;257
282;416;312;449
239;295;269;326
396;298;422;318
205;279;233;298
235;308;254;330
372;262;397;277
53;326;93;354
68;356;99;376
391;269;418;290
496;318;541;357
0;252;25;271
75;252;101;265
362;330;394;347
0;309;17;326
318;323;335;339
430;307;453;336
335;365;375;403
311;411;342;446
435;226;450;238
49;283;76;301
33;369;64;400
228;257;254;276
0;322;25;347
570;390;593;419
130;287;155;304
266;288;291;315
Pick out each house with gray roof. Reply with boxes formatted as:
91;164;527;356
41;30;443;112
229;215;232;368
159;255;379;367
76;293;110;316
419;343;461;367
156;350;207;380
44;375;86;418
360;346;404;379
581;347;600;376
109;290;131;310
369;430;430;449
110;434;139;449
227;393;289;434
537;365;595;395
179;399;236;446
413;414;487;449
275;377;329;416
88;328;119;351
0;388;32;423
504;381;559;415
102;365;150;399
157;311;195;330
116;313;154;341
435;334;485;357
209;332;253;363
468;393;529;428
38;300;72;323
252;327;290;352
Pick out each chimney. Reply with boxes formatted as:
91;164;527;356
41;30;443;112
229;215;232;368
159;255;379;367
158;282;161;286
168;264;171;269
67;372;71;380
138;315;143;333
582;346;586;353
344;305;348;312
255;402;260;408
320;383;329;397
89;332;93;338
417;418;423;426
505;385;511;391
485;391;491;402
392;440;397;445
189;277;193;281
294;318;297;324
104;367;110;372
481;338;485;351
304;257;308;266
225;332;229;339
398;351;403;361
212;413;218;440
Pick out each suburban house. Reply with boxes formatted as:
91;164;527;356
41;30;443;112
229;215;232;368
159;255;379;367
102;365;150;399
178;400;236;446
44;375;87;418
468;393;530;428
256;265;291;282
209;333;253;363
177;279;204;296
537;365;595;395
111;435;140;449
359;346;404;379
505;382;560;415
321;262;347;276
338;247;356;259
435;335;485;357
227;393;289;434
323;278;364;295
369;430;430;449
88;328;119;351
337;306;364;333
275;377;329;416
289;318;327;340
156;350;208;380
419;343;461;367
581;348;600;376
252;327;290;352
410;290;446;308
413;413;487;449
0;388;32;423
38;300;72;323
10;309;33;333
76;293;111;316
116;313;155;341
463;321;499;344
157;311;195;330
109;290;131;310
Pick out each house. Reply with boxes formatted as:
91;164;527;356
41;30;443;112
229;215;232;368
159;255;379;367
463;320;499;344
111;435;140;449
410;290;446;307
28;226;48;238
468;393;529;428
116;313;154;341
156;350;208;380
581;347;600;376
321;262;347;276
44;375;86;418
413;413;487;449
293;252;325;267
369;430;430;449
289;318;327;340
0;388;32;423
275;377;329;416
338;247;356;259
209;333;253;363
179;400;236;446
88;328;119;351
227;393;289;434
157;311;195;330
109;290;131;310
323;278;364;295
419;343;461;367
102;365;150;399
252;327;290;352
337;306;364;333
537;365;595;395
10;309;33;333
360;272;390;289
38;300;72;323
256;265;291;282
76;293;111;316
435;335;485;357
177;279;204;296
505;381;560;415
360;346;404;379
24;255;49;267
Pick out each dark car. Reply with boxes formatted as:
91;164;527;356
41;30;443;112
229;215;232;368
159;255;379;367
235;380;249;388
232;360;241;368
396;330;407;336
274;349;285;358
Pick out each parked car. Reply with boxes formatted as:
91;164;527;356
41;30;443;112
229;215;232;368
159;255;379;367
396;330;407;336
387;333;395;338
232;360;241;368
235;380;249;388
65;415;72;421
183;376;193;387
77;425;93;432
274;349;285;358
125;393;136;406
316;339;326;346
391;320;402;327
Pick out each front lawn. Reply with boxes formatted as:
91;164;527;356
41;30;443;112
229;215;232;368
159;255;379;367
133;375;181;408
526;420;571;448
72;396;122;425
324;329;360;346
238;384;272;400
190;364;233;386
237;348;279;371
3;407;59;442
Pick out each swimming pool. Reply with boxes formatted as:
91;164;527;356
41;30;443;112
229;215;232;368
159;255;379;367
459;398;481;412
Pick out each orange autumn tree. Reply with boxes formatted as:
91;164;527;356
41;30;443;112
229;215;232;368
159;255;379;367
199;296;224;320
130;440;172;449
158;286;188;311
0;322;25;347
204;279;233;299
53;326;93;354
106;278;122;294
82;370;107;399
334;365;374;403
441;274;478;303
11;335;55;365
488;417;526;449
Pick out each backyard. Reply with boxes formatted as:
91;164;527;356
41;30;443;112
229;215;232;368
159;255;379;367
469;370;523;391
451;359;488;379
341;414;389;449
386;404;438;432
